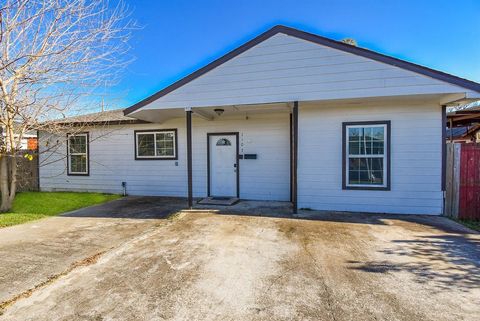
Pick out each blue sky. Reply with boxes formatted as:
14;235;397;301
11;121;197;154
108;0;480;109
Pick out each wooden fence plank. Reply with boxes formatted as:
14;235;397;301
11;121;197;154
445;143;453;216
452;144;461;218
445;143;461;218
16;151;39;192
458;143;480;220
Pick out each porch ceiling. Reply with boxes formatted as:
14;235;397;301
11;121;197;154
127;93;479;124
130;102;291;123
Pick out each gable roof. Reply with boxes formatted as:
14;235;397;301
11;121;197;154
124;25;480;116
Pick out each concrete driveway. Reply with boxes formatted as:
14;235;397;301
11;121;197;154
0;198;479;321
0;197;185;306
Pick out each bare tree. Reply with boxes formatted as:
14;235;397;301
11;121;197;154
0;0;134;211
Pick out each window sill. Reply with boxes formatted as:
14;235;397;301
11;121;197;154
135;157;178;161
67;173;89;176
343;185;390;191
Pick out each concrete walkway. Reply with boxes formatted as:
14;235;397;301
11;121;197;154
0;198;479;320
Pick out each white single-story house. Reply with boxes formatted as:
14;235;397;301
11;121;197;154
39;25;480;215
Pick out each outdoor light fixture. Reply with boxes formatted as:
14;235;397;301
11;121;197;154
214;108;224;116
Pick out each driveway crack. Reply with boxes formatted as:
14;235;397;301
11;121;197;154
0;216;182;315
0;250;107;315
301;237;338;321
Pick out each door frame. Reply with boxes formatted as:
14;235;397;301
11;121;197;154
207;132;240;198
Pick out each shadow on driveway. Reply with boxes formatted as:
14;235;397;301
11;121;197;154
193;199;480;293
62;196;188;219
348;225;480;292
348;233;480;292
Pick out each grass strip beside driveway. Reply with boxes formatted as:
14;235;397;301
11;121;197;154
0;192;121;228
453;219;480;232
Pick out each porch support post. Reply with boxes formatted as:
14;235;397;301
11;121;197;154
292;101;298;214
441;104;447;215
289;113;293;202
186;108;193;208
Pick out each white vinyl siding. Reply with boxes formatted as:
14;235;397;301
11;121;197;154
39;113;290;201
140;33;473;111
298;102;443;215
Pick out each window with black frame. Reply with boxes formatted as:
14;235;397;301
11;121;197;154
135;129;177;160
343;121;390;190
67;133;89;175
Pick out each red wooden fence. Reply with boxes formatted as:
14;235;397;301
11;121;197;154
459;144;480;219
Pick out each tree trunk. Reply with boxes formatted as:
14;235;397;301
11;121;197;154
8;154;17;207
0;155;11;212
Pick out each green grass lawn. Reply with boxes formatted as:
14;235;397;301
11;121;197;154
455;219;480;232
0;192;121;228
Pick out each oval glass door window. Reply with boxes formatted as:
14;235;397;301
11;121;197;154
216;138;231;146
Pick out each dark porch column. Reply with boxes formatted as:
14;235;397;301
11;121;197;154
292;101;298;214
441;104;446;215
186;109;193;208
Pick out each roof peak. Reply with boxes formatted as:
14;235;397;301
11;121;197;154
124;25;480;116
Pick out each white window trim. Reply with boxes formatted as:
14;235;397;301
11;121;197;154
67;133;89;175
135;130;177;159
345;124;387;188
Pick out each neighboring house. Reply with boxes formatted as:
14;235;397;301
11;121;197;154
39;25;480;215
1;125;38;151
446;106;480;142
446;125;480;143
21;130;38;151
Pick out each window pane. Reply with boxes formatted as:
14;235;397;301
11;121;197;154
348;126;384;156
69;135;86;153
138;134;155;156
216;138;231;146
363;127;372;142
372;127;384;140
349;141;360;154
157;148;174;156
70;155;87;173
372;141;384;155
348;157;384;185
348;128;360;141
155;132;175;157
348;128;362;155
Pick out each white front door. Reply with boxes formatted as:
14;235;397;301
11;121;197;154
209;134;237;197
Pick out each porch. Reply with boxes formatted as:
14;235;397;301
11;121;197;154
127;100;300;211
